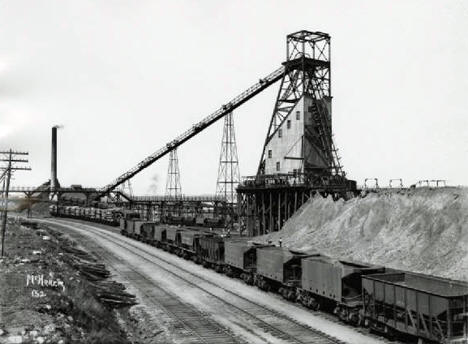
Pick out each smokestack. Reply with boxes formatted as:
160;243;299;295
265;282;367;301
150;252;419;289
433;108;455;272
51;126;59;190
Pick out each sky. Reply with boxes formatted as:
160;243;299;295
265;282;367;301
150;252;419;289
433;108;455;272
0;1;467;195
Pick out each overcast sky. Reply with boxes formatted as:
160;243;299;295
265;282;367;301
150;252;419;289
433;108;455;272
1;1;467;194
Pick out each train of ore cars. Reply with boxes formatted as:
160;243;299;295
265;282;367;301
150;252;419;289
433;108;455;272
49;205;468;344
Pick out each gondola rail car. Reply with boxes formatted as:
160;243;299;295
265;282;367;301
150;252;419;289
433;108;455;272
120;210;141;234
125;219;136;238
165;226;185;253
179;230;204;261
224;239;270;284
140;222;156;244
362;272;468;343
49;205;468;344
152;225;166;248
49;205;122;226
133;220;146;240
199;235;225;272
298;256;384;324
254;246;317;297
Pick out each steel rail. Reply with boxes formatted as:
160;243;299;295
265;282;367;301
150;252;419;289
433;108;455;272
48;218;346;344
79;233;244;344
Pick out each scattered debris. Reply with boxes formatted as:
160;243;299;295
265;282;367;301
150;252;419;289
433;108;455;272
0;220;138;344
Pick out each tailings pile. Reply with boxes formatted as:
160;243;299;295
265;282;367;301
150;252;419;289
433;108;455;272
258;187;468;281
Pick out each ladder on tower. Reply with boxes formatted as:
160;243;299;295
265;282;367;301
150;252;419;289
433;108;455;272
309;101;344;177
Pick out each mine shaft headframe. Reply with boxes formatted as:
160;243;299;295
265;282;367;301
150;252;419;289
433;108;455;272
284;30;331;98
286;30;330;62
266;30;332;136
256;30;342;177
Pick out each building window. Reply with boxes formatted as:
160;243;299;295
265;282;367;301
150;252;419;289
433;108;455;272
278;128;282;138
296;111;300;120
276;161;280;171
268;150;272;158
287;120;291;129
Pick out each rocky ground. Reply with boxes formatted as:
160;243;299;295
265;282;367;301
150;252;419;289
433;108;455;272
0;217;154;344
257;187;468;282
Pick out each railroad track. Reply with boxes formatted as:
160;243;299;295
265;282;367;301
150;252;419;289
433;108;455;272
73;219;398;344
45;218;348;344
57;222;244;344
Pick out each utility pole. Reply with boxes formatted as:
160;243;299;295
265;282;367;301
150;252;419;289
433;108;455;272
0;150;31;257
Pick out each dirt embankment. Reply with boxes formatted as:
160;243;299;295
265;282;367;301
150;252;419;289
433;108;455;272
257;187;468;281
0;218;141;344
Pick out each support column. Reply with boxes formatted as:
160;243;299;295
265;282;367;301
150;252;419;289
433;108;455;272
277;192;281;231
269;192;273;233
294;190;298;212
262;192;266;235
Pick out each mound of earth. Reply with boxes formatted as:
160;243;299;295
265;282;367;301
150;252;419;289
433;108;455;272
257;187;468;281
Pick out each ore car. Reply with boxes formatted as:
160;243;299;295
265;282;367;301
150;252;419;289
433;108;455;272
224;239;268;284
140;222;156;243
254;246;314;298
165;226;184;253
362;271;468;343
298;256;384;323
133;221;146;240
199;235;224;271
178;230;203;261
152;225;167;248
125;219;136;238
119;218;126;234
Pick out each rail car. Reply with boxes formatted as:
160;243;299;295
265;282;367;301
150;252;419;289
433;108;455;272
163;214;226;228
50;204;226;231
49;204;122;226
49;205;468;344
362;272;468;343
118;219;468;343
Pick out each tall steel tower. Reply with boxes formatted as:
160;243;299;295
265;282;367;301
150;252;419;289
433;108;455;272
216;112;240;204
257;31;344;182
165;148;182;198
237;31;355;237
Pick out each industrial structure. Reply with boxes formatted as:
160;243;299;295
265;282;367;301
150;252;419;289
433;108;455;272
216;112;240;205
50;126;60;192
238;31;356;236
90;31;355;232
12;30;358;235
165;149;182;198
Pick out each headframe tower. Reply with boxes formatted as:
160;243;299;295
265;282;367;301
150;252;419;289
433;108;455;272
258;30;343;182
238;31;356;236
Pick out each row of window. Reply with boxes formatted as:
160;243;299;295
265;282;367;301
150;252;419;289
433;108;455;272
278;111;301;138
268;111;301;171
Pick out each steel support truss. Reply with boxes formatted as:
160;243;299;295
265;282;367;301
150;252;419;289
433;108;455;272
257;30;343;179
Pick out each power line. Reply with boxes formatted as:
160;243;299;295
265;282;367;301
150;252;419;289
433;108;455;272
0;149;31;257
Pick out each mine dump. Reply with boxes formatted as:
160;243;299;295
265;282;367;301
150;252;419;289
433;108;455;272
1;3;467;344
